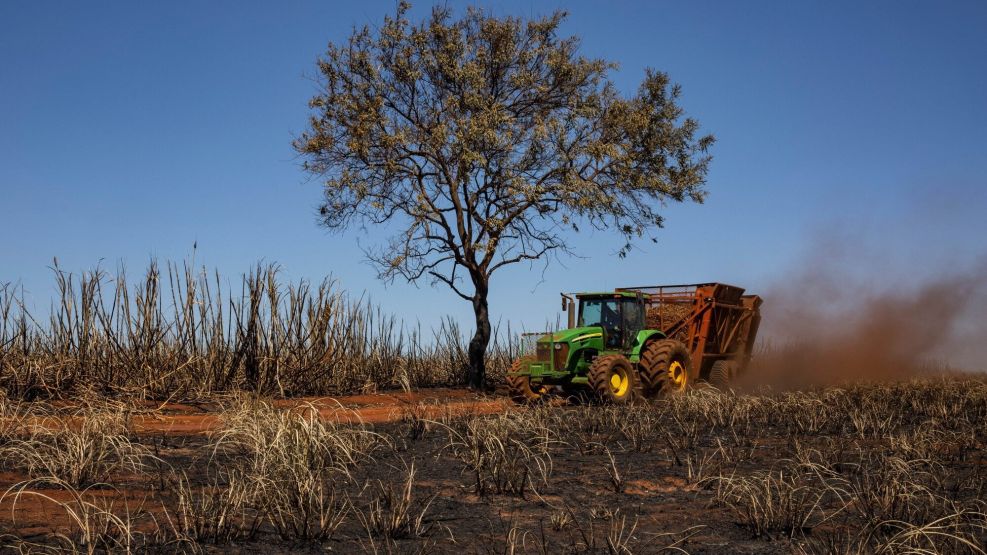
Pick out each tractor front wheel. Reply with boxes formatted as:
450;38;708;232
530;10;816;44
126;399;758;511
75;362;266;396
639;339;692;396
506;356;549;403
588;354;638;404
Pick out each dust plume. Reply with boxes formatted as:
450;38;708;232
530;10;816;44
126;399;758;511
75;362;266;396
739;239;987;389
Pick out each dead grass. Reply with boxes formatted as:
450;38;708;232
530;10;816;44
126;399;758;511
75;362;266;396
445;412;557;497
0;262;520;401
0;408;150;488
0;477;141;554
0;377;985;553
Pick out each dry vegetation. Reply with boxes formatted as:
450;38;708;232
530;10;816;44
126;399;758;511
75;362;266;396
2;264;985;552
0;378;983;553
0;263;518;401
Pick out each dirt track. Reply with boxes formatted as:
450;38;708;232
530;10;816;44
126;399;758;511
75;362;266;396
133;388;512;434
1;388;512;436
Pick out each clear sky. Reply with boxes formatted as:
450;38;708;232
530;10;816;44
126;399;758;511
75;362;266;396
2;1;986;364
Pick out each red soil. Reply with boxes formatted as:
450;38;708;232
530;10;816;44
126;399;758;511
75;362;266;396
133;388;510;434
3;388;511;436
0;388;511;539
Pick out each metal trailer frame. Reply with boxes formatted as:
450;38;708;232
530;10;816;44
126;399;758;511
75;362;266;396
616;283;763;381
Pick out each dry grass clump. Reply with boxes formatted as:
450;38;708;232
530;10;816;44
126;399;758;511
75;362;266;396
172;397;384;543
446;412;557;496
0;408;149;488
399;400;440;441
355;462;434;541
0;477;142;554
872;509;987;554
0;392;20;448
801;508;987;555
173;470;263;545
0;390;12;418
211;397;385;477
713;459;843;539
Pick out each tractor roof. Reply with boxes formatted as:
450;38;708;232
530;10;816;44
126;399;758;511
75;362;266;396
575;291;642;299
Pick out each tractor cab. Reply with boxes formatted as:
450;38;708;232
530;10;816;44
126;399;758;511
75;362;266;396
576;292;646;349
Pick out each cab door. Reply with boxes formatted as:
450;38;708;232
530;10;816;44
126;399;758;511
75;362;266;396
620;298;646;349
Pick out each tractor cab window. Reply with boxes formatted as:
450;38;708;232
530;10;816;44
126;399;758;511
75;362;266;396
580;297;644;349
579;299;618;330
622;299;645;338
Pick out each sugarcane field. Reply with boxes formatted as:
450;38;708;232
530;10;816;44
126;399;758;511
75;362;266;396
2;2;986;553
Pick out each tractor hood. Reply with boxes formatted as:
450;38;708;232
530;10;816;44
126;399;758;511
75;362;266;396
538;326;603;345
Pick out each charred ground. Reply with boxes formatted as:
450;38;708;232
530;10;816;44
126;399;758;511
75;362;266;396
1;378;985;554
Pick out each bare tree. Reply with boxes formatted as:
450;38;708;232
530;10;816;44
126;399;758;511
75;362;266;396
295;3;714;388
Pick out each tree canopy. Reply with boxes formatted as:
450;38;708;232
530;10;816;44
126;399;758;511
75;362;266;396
295;3;714;387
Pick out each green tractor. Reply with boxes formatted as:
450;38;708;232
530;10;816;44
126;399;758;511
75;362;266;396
507;283;762;403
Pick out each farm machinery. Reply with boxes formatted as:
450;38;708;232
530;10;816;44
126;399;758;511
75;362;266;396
507;283;762;403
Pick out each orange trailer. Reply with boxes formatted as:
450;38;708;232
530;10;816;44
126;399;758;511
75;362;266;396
617;283;762;383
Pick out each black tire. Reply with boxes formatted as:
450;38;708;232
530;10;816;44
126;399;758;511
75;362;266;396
708;360;735;389
587;354;638;404
506;356;547;403
639;339;692;396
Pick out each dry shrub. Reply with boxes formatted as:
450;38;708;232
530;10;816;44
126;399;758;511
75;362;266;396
843;455;947;528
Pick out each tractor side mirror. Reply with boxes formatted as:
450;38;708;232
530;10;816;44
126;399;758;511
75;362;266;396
561;296;568;311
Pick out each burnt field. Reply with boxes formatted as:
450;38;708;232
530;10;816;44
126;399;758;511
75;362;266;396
1;378;985;554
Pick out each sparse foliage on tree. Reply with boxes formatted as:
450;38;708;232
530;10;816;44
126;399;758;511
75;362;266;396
295;3;714;388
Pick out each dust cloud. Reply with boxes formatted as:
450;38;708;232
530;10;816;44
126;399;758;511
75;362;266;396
739;239;987;390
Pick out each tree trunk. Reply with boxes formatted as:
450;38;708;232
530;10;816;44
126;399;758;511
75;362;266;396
467;275;491;390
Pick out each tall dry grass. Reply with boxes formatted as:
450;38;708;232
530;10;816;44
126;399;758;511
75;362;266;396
0;261;519;400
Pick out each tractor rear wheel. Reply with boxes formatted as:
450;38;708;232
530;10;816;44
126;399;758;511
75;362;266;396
506;356;548;403
588;354;638;404
708;360;736;389
639;339;692;396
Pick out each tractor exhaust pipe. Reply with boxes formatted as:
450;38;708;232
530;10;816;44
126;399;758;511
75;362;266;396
561;293;576;329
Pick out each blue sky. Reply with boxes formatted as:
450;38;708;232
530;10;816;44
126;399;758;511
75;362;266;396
2;1;986;362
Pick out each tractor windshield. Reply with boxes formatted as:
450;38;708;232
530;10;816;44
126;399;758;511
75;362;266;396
579;299;618;330
580;297;645;349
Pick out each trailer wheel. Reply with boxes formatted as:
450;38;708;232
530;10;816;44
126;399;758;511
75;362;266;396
708;360;735;389
588;354;638;404
639;339;692;396
506;356;549;403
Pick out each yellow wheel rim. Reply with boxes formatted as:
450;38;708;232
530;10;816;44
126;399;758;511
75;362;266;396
669;361;687;391
609;366;630;397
